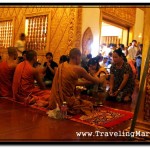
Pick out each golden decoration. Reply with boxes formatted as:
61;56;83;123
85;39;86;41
0;6;81;64
101;7;136;27
82;27;93;55
75;7;82;49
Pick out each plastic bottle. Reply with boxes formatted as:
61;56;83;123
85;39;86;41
97;86;105;106
92;84;98;106
61;101;68;119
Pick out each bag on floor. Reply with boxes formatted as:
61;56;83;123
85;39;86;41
47;103;62;119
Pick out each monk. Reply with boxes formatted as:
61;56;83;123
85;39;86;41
12;50;50;107
0;47;18;97
49;48;101;115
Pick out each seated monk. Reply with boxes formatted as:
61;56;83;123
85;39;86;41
49;48;101;115
0;47;18;97
12;50;50;107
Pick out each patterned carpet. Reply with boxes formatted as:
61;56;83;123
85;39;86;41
69;106;133;129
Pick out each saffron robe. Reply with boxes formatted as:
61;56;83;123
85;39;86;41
49;62;93;115
0;61;15;97
12;61;51;105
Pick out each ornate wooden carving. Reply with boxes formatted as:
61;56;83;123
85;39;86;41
82;27;93;55
67;7;75;54
101;7;136;27
75;7;82;49
101;36;120;46
139;8;145;12
26;15;48;51
0;6;82;63
0;20;13;48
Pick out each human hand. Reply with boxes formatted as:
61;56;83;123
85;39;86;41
109;89;113;96
112;91;119;97
89;69;96;76
46;61;51;67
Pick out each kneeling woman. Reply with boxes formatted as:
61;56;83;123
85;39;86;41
85;58;108;105
107;48;135;102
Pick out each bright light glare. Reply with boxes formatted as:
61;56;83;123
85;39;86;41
25;19;29;36
138;33;142;38
101;22;122;37
91;35;99;57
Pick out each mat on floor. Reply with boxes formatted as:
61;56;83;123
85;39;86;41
2;97;133;128
69;106;133;128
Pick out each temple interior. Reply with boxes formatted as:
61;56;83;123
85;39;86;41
0;5;150;143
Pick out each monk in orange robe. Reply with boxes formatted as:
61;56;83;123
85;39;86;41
49;48;101;115
0;47;18;97
13;50;50;107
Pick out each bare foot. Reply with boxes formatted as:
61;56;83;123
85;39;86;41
124;96;132;102
28;98;36;105
47;102;57;110
36;100;49;107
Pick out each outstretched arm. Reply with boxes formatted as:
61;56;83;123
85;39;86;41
76;78;93;86
77;67;100;85
17;49;23;54
117;74;129;91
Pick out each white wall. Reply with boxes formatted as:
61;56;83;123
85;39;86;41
101;25;122;36
82;8;100;57
134;8;144;44
81;8;143;57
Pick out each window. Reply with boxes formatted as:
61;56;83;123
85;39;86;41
0;20;13;48
25;15;48;51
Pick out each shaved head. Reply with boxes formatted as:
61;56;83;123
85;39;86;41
69;48;81;59
69;48;81;65
8;47;18;56
26;50;37;61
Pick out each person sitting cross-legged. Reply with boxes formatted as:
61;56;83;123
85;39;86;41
43;52;58;88
48;48;102;116
13;50;51;107
0;47;18;97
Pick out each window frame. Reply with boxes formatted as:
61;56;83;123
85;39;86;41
0;17;15;49
23;12;51;55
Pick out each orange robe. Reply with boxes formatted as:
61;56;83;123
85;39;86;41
12;61;51;105
0;61;15;97
49;62;93;115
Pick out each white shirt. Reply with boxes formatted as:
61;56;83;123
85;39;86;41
127;46;138;60
101;46;108;56
15;40;26;56
99;61;107;68
105;48;112;56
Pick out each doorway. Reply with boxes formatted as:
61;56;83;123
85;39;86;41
100;21;128;49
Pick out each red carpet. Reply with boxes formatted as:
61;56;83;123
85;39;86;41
69;106;133;128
